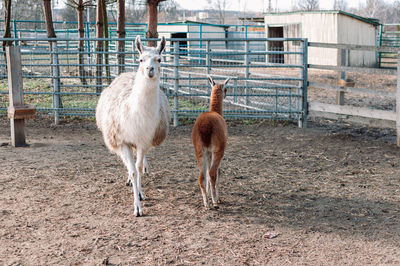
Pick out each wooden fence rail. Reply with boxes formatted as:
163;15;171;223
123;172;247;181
307;42;399;146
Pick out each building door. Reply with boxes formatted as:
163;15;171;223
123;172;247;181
267;26;284;63
171;32;188;55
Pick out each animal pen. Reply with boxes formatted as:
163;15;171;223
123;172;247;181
0;36;308;127
0;36;400;146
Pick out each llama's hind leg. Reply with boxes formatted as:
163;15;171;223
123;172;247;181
209;151;224;209
199;170;209;209
119;145;143;217
143;155;150;174
196;150;209;208
205;152;212;196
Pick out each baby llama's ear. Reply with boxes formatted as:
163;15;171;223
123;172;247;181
223;77;231;87
157;36;166;55
135;35;144;54
207;75;216;87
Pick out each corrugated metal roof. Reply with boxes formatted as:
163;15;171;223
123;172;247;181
158;20;230;28
264;10;381;27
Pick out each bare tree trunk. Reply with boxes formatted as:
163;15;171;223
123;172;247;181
2;0;12;48
77;0;87;85
117;0;126;74
43;0;57;42
146;0;165;47
102;0;110;84
43;0;63;112
96;0;104;93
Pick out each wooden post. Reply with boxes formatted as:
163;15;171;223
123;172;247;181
336;49;347;105
397;52;400;146
6;46;35;147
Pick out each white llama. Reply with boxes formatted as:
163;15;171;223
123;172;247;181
96;36;170;216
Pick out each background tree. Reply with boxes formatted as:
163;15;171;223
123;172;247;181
333;0;348;11
11;0;43;22
117;0;126;74
146;0;166;47
126;0;146;22
208;0;230;24
96;0;104;92
294;0;319;11
2;0;12;48
158;0;180;22
42;0;62;110
65;0;94;85
102;0;117;82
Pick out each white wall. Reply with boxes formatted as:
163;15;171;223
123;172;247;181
265;12;378;66
338;15;377;67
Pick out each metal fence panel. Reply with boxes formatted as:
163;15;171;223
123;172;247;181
0;37;308;126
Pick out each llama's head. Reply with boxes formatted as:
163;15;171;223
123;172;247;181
208;75;230;99
135;35;166;79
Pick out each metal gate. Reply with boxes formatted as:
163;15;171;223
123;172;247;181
0;37;308;127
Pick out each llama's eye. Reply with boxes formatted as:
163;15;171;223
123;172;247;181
139;59;143;63
157;58;161;63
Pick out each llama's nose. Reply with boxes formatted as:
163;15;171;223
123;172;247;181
147;66;155;77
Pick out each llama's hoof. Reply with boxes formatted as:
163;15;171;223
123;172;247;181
139;192;146;201
134;206;143;217
126;179;132;187
212;205;219;210
144;166;150;174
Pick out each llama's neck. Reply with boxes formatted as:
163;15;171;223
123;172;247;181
209;88;223;115
132;73;160;111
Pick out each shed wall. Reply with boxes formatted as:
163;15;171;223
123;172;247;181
265;12;378;66
337;15;377;67
265;13;338;65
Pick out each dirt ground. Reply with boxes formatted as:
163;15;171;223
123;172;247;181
0;116;399;265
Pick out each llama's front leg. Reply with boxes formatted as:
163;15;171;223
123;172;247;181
120;145;142;217
136;149;146;201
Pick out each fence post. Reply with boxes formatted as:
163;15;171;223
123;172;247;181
52;44;61;125
245;40;250;106
336;49;347;105
206;40;211;74
6;46;35;147
397;52;400;146
7;46;25;146
299;39;308;128
173;41;179;127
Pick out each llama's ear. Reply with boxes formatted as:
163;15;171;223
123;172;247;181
156;36;166;55
135;35;144;54
223;77;231;87
207;75;215;87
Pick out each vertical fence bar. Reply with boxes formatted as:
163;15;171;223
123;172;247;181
298;39;308;128
52;44;61;125
13;20;18;46
206;40;211;74
173;41;179;127
245;40;250;106
396;52;400;146
233;78;237;103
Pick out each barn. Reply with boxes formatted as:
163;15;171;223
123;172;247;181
264;10;381;67
157;21;228;61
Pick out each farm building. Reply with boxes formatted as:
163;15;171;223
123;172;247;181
264;10;381;67
157;21;228;60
